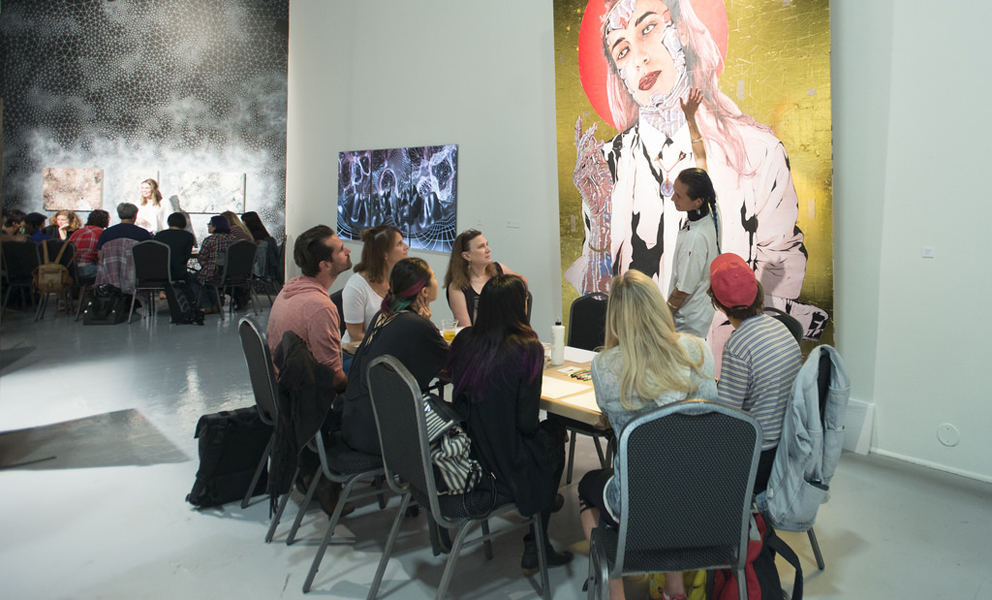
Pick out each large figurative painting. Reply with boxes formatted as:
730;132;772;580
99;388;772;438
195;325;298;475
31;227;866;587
553;0;833;349
337;145;458;253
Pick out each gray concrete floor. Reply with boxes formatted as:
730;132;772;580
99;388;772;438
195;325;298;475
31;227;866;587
1;302;990;599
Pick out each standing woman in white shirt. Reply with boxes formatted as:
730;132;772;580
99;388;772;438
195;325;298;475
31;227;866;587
666;166;720;338
135;179;170;232
342;225;408;345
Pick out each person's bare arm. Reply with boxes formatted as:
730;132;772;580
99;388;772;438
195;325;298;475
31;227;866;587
345;322;365;343
681;87;707;171
498;263;528;286
448;287;473;327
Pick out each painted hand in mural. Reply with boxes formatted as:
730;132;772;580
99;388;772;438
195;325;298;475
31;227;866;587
564;117;614;295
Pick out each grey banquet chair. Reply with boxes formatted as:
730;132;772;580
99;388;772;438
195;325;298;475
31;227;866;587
1;240;40;315
130;240;172;322
237;317;279;511
364;355;552;600
586;400;762;600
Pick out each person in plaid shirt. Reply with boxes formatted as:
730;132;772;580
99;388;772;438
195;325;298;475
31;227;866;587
193;215;234;313
69;210;109;280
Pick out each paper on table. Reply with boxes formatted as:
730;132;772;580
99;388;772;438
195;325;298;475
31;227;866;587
556;389;600;413
541;376;590;399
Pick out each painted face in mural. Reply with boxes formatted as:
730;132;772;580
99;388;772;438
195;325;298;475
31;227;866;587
462;235;491;267
385;232;409;267
605;0;683;108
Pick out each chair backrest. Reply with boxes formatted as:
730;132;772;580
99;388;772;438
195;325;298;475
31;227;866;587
568;292;608;351
132;240;172;287
366;355;439;512
1;241;40;282
764;307;803;344
253;240;268;278
614;400;762;576
96;237;140;293
329;289;347;335
39;239;77;268
238;316;278;426
221;239;257;285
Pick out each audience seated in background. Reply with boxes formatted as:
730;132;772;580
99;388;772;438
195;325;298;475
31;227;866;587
95;203;153;294
193;215;235;313
448;274;573;572
2;209;26;238
340;257;446;455
578;269;718;600
266;224;353;514
24;213;51;243
69;209;110;280
44;209;82;241
154;212;195;282
241;211;280;281
708;253;802;493
223;211;254;243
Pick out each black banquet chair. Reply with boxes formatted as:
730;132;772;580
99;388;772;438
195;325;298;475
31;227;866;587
563;292;613;484
1;240;40;315
365;355;552;600
207;239;258;320
34;239;77;321
130;240;172;322
586;400;762;600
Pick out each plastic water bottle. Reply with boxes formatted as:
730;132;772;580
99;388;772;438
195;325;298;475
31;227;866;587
551;320;565;366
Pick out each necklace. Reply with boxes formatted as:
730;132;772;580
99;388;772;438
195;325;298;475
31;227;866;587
654;149;686;198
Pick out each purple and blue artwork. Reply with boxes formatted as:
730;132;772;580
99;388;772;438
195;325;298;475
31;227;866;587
337;144;458;253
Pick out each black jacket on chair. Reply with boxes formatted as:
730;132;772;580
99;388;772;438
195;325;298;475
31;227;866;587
269;331;336;498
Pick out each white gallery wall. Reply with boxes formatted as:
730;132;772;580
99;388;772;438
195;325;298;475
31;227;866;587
287;0;992;482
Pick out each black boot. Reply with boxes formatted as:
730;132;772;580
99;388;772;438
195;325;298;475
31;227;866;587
521;533;573;572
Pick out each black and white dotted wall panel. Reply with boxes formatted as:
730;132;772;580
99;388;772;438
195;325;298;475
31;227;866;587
0;0;289;235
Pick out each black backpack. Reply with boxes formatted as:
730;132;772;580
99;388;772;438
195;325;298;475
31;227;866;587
186;407;273;508
165;280;205;325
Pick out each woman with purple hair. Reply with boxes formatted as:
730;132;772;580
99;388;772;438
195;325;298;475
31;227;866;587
449;275;572;572
340;257;448;455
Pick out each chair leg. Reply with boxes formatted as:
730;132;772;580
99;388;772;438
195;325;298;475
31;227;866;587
287;471;322;545
75;285;90;321
265;466;299;543
737;567;748;600
592;436;607;467
436;523;474;600
366;493;411;600
241;436;273;509
128;291;138;323
532;513;551;600
302;477;363;593
566;431;577;484
481;519;493;559
34;292;48;321
212;286;225;321
808;526;825;570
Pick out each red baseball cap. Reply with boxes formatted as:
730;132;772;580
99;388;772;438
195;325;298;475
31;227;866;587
709;254;757;308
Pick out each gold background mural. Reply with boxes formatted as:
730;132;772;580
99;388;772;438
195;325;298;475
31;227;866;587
554;0;833;348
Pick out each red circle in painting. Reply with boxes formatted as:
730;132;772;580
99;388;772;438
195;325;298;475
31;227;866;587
577;0;728;130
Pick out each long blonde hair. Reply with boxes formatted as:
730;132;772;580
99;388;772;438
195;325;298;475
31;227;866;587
604;270;705;410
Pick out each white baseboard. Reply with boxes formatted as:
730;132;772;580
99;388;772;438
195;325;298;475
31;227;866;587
843;399;874;455
871;449;992;485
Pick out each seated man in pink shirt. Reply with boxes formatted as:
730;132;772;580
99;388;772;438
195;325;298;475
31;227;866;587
266;225;353;515
267;224;352;392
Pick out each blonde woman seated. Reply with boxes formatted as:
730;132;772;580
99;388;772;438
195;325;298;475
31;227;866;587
577;269;717;600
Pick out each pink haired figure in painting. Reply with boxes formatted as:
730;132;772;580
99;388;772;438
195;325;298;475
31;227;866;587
576;0;827;351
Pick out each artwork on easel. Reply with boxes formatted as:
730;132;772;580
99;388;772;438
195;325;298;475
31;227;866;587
337;144;458;252
168;171;246;213
42;168;104;210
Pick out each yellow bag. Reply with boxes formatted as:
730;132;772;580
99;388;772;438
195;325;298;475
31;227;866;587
648;570;707;600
